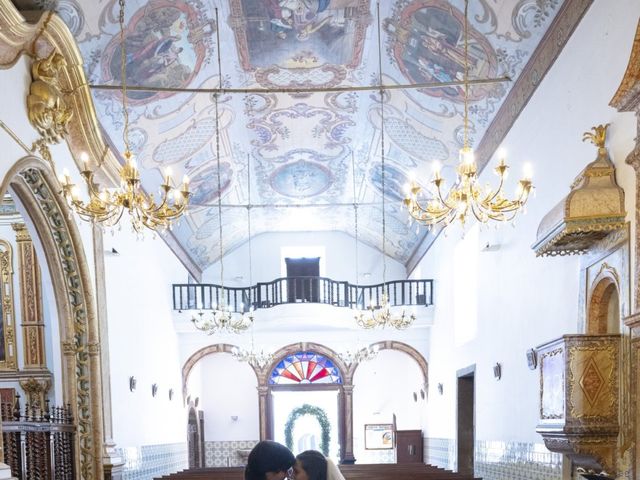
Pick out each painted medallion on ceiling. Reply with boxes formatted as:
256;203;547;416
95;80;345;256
100;0;214;103
385;0;498;102
229;0;372;89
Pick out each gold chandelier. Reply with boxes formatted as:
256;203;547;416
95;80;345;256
59;0;190;233
402;0;532;227
354;14;415;330
191;95;253;335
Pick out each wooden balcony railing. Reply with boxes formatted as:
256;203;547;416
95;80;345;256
1;396;75;480
173;277;433;313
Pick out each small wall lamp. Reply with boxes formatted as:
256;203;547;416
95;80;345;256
129;376;136;392
493;363;502;380
437;383;443;395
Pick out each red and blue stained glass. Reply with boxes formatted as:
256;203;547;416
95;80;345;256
269;352;342;385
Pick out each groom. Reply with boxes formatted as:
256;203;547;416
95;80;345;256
245;441;296;480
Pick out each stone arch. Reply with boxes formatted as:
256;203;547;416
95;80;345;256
351;340;428;390
181;343;260;401
587;264;621;334
1;157;104;480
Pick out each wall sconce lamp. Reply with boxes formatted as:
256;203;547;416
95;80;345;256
169;389;174;401
231;415;239;421
129;376;136;392
152;383;158;397
493;363;502;380
437;383;443;395
526;348;537;370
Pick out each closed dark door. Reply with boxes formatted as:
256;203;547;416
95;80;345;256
285;257;320;302
457;367;475;475
396;430;423;463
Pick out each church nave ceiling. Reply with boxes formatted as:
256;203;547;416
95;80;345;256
12;0;574;272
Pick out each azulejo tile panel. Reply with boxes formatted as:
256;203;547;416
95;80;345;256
116;443;188;480
424;438;562;480
204;440;259;467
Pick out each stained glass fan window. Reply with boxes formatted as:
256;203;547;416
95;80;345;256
269;352;342;385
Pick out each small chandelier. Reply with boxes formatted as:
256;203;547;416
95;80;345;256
355;294;415;330
403;0;532;227
192;96;253;335
191;308;253;335
59;0;190;233
231;345;273;369
338;343;380;366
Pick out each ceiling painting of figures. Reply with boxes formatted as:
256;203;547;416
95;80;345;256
12;0;588;276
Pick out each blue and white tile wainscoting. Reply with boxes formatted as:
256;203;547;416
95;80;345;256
204;440;259;467
116;443;188;480
424;438;562;480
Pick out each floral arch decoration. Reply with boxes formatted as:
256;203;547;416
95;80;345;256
284;403;331;456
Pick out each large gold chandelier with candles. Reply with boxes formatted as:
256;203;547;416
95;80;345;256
59;0;190;233
403;0;532;227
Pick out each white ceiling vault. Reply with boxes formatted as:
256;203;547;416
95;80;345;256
14;0;591;275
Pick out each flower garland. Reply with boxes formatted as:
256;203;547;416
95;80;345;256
284;404;331;456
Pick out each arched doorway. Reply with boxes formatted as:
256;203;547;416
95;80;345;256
187;406;203;468
351;341;428;464
264;343;350;463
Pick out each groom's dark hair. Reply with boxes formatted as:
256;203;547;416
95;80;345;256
245;441;295;480
297;450;327;480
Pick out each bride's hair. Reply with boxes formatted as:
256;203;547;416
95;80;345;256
296;450;327;480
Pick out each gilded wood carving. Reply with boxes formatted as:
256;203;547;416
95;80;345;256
27;50;72;144
0;240;17;370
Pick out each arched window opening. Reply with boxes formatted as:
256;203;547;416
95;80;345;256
588;279;620;334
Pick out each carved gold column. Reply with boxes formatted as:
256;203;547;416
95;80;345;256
18;378;50;408
610;18;640;478
11;223;46;371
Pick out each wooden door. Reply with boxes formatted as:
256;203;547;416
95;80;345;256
396;430;423;463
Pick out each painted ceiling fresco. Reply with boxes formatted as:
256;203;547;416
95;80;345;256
14;0;568;272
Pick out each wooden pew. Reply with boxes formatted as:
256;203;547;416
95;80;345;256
158;463;481;480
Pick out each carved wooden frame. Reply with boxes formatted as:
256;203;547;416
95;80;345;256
0;239;17;370
1;157;104;480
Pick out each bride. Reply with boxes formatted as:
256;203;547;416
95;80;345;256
291;451;345;480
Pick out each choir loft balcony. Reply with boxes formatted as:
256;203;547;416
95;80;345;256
173;277;433;314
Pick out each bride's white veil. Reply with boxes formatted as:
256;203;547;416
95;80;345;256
325;458;345;480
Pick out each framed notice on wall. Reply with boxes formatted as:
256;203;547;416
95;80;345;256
364;424;394;450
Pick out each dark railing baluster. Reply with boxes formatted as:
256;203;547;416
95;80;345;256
173;277;434;312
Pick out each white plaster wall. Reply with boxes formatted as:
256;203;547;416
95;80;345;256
419;0;640;444
187;353;259;441
353;349;425;462
201;231;407;286
104;231;189;447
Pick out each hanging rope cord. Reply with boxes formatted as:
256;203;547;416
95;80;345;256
214;7;225;296
376;1;387;291
351;152;359;306
463;0;469;150
118;0;131;153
